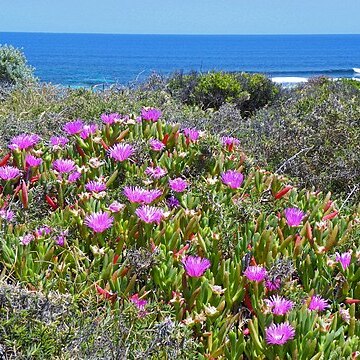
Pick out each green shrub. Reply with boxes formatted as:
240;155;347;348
0;45;36;87
238;72;280;114
192;71;249;109
167;71;279;113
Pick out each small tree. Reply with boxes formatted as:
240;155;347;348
0;44;36;87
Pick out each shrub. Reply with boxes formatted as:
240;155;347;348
167;71;279;113
192;71;249;109
241;77;360;203
0;45;36;87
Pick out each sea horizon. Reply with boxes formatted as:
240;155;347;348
1;32;360;87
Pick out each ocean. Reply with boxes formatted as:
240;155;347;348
1;32;360;87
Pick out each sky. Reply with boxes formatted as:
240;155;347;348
1;0;360;35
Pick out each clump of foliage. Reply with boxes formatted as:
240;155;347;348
0;109;358;358
241;77;360;203
0;45;36;89
167;71;279;113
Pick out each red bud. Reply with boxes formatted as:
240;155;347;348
274;186;292;199
322;211;338;221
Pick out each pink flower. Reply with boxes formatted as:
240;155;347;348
221;170;244;189
265;278;282;291
284;207;305;227
53;159;76;174
101;113;120;125
55;230;68;246
335;252;351;270
124;187;162;204
0;166;21;180
20;234;35;245
85;180;106;193
183;128;200;141
124;186;146;203
63;119;84;135
25;154;42;167
68;171;81;183
9;134;40;151
182;255;211;277
130;293;147;310
244;266;267;282
149;139;165;151
0;209;14;222
169;178;188;192
308;295;329;312
141;108;162;122
135;205;163;224
265;322;295;345
221;136;240;149
80;124;98;139
145;166;167;179
108;143;135;162
108;201;125;213
84;211;114;233
265;295;294;315
50;136;69;148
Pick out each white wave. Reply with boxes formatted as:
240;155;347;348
271;77;308;84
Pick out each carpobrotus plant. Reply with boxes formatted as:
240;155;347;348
0;108;359;359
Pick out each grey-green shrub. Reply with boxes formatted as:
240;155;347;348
0;44;36;87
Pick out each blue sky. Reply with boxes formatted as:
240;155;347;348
1;0;360;34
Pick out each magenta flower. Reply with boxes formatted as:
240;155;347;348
141;108;162;122
85;180;106;193
124;186;163;205
265;322;295;345
20;234;35;245
108;201;125;213
265;278;282;291
244;265;267;282
68;171;81;183
50;136;69;148
55;230;68;246
101;113;120;125
135;205;163;224
63;119;84;135
221;136;240;149
36;226;52;236
108;143;135;162
0;166;21;180
141;189;163;204
183;128;200;141
145;166;167;179
9;134;40;151
0;209;14;222
221;170;244;189
265;295;294;315
167;196;180;208
53;159;76;174
284;207;305;227
169;178;188;192
80;124;98;139
308;295;329;312
130;293;147;310
124;186;146;203
182;255;211;277
149;139;165;151
84;211;114;233
335;252;351;270
25;154;42;167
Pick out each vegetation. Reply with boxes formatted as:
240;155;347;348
0;45;36;89
0;49;359;358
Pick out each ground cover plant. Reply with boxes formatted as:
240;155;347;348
0;108;359;359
